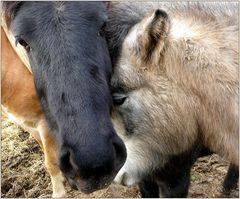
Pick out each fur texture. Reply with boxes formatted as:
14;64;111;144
1;27;65;197
108;2;238;197
2;1;126;194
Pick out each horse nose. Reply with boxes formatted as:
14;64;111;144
59;135;126;185
59;148;76;178
112;134;127;171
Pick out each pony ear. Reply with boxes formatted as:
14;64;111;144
139;9;170;63
148;9;169;41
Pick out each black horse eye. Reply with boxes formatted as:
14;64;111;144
15;37;30;52
112;93;127;106
98;22;106;37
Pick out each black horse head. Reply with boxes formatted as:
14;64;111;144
2;1;126;193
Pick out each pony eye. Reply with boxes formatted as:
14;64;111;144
15;37;30;52
112;93;127;106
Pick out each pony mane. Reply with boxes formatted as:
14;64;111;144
2;1;24;28
105;2;238;65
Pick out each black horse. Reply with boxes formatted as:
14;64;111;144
2;1;126;194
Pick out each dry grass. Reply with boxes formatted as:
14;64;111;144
1;116;239;198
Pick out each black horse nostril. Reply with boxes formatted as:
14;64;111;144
58;135;126;190
67;177;78;190
60;150;70;171
59;148;76;179
112;137;127;169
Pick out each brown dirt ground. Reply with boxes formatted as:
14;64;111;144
1;117;239;198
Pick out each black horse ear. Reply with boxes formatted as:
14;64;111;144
138;9;170;63
2;1;24;28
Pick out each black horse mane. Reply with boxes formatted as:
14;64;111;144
105;2;144;66
2;1;24;28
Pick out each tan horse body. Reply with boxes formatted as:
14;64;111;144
1;27;66;198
